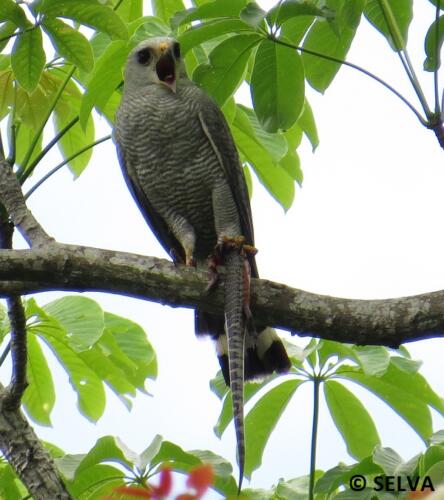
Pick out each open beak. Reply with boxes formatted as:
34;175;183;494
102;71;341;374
156;50;176;93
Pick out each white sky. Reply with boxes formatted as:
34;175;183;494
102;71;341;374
2;0;444;496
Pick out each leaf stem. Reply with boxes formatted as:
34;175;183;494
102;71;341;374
271;36;427;125
376;0;431;116
0;23;40;46
17;66;76;182
309;376;321;500
21;116;79;184
25;135;112;199
434;0;441;114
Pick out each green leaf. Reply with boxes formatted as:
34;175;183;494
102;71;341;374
364;0;412;51
0;465;24;499
193;34;261;107
140;435;163;470
424;460;444;490
324;380;380;460
214;377;277;437
276;473;324;499
22;334;55;425
0;0;27;27
14;121;43;169
429;0;444;9
114;0;143;22
56;454;85;480
131;17;171;44
239;105;288;161
302;0;365;92
28;299;106;422
104;312;157;387
372;446;404;475
79;40;128;129
40;0;128;40
44;296;104;352
231;106;295;209
430;430;444;445
179;19;253;54
244;379;302;477
76;436;136;475
0;22;16;52
298;98;319;150
251;39;304;132
352;346;390;376
67;463;125;498
338;365;435;441
42;18;94;73
268;0;335;27
240;2;267;28
281;15;316;46
173;0;248;27
52;73;96;177
420;444;444;476
279;150;302;184
152;0;186;25
424;14;444;71
390;355;422;373
11;23;45;92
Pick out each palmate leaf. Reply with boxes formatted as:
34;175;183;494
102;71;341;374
152;0;186;25
66;464;125;499
22;334;55;426
0;0;27;27
337;364;434;442
79;40;128;129
173;0;248;27
11;22;46;93
49;70;96;177
244;379;303;477
42;18;94;73
179;19;254;55
302;0;365;92
193;33;261;107
39;0;128;41
267;0;335;28
364;0;412;51
231;106;295;209
113;0;143;22
251;38;304;132
324;381;380;460
25;297;156;422
424;14;444;71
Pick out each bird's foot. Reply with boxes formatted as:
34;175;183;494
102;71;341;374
221;236;258;257
206;252;222;293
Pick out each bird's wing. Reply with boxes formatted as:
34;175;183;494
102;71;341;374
115;140;186;263
197;97;259;278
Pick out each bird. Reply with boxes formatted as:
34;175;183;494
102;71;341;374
114;37;291;492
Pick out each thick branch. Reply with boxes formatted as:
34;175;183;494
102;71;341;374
0;245;442;347
0;161;53;247
0;394;72;499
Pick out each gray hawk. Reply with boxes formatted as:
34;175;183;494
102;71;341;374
114;37;291;491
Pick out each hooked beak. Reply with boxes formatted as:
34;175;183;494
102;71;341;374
156;49;177;93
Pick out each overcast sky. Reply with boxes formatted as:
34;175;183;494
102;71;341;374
2;0;444;496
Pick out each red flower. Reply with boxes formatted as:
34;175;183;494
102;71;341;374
185;465;214;498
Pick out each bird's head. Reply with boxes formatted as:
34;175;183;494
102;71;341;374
124;37;184;93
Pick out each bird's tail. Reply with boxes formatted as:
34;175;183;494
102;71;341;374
224;247;246;494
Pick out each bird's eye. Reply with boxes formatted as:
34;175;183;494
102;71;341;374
137;48;152;65
172;42;181;60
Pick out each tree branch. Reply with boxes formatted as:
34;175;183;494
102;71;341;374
0;161;53;247
0;245;443;348
0;389;72;499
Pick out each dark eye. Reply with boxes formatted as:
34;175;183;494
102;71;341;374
137;48;152;65
172;42;180;59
